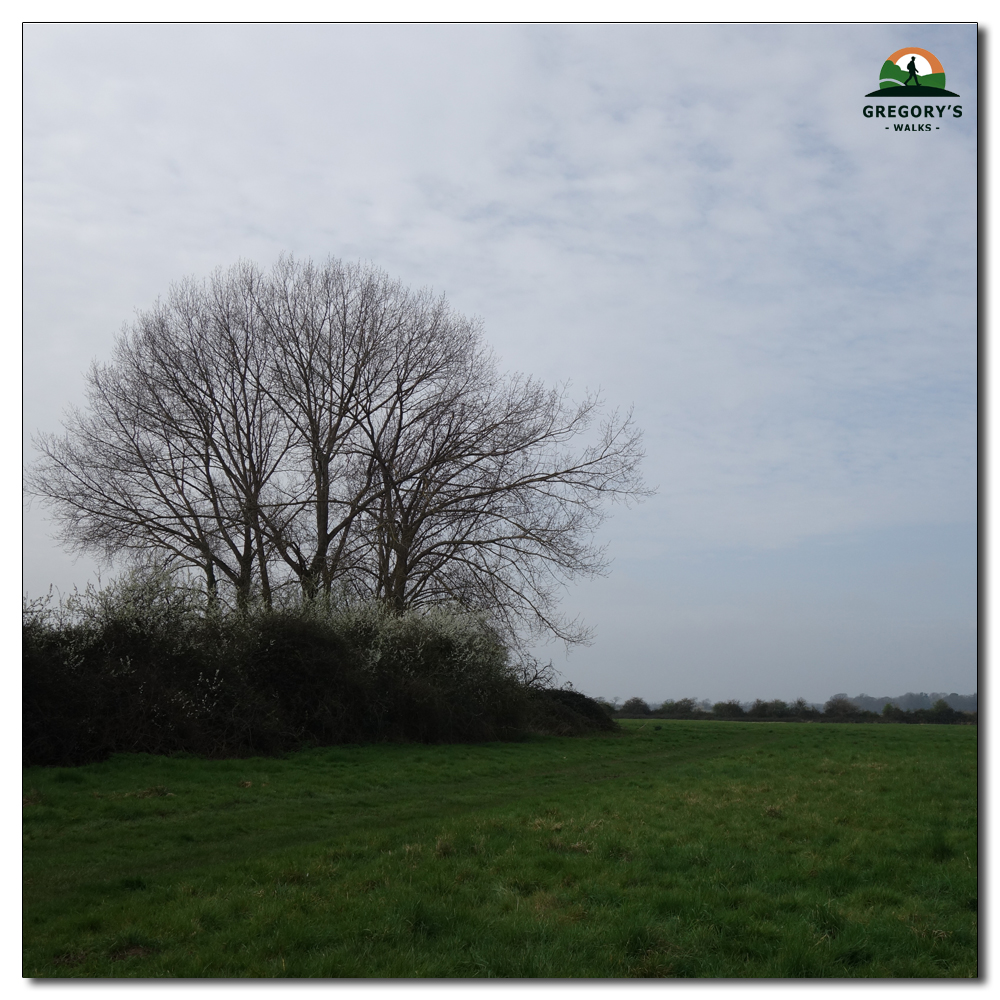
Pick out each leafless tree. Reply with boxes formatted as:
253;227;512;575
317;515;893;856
253;257;451;601
30;262;295;608
354;359;648;644
29;256;651;644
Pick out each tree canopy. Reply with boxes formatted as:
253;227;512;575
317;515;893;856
30;256;650;646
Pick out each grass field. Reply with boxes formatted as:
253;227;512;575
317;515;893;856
23;720;978;978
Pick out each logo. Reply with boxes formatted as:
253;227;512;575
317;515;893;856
862;47;962;130
865;48;959;97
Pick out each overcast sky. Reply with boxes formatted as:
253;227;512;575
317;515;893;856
22;23;977;704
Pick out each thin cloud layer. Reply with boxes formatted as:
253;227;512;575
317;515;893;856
23;24;976;701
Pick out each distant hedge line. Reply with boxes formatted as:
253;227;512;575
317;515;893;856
607;696;977;725
22;576;615;768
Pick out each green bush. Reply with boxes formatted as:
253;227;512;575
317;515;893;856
823;697;860;720
748;699;792;719
23;575;614;765
525;688;619;735
21;573;249;764
712;700;746;719
618;697;651;717
926;699;959;724
653;698;703;719
791;697;821;719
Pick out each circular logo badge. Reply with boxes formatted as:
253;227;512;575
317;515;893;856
866;48;959;97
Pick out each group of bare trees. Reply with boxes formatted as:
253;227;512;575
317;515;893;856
29;256;649;645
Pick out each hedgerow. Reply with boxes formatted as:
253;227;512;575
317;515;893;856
22;572;614;767
607;694;975;724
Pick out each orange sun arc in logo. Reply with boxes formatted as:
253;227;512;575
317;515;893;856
886;47;944;75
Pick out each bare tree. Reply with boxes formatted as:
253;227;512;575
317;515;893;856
254;257;430;600
354;361;648;643
30;262;294;608
29;255;651;644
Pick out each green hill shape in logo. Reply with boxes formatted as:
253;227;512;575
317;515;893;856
866;59;958;97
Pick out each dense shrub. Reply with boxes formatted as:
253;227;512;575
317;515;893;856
618;697;652;717
23;575;616;766
525;688;619;736
21;576;253;764
712;700;746;719
653;698;705;719
926;698;959;724
748;699;793;720
823;696;861;720
592;697;619;716
790;698;822;720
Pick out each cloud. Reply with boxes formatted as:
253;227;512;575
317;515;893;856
22;23;977;696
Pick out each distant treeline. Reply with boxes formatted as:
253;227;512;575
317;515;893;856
602;696;977;725
831;691;977;713
22;574;615;768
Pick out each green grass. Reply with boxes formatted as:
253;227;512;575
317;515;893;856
23;721;978;978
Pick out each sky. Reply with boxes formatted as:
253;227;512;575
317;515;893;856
21;22;978;706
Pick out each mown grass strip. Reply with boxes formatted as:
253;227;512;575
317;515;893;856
24;721;978;978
